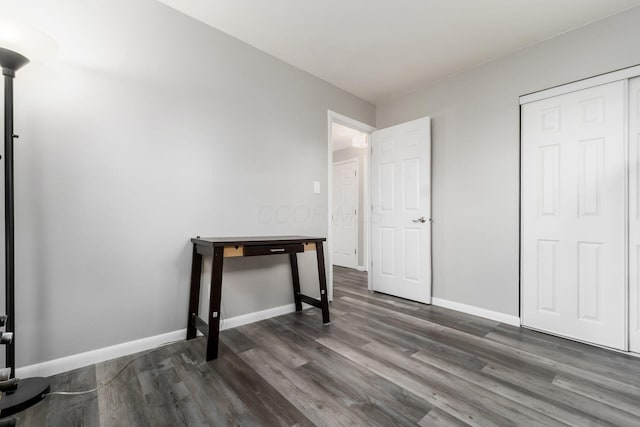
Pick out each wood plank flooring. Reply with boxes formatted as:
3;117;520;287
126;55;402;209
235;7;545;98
13;266;640;426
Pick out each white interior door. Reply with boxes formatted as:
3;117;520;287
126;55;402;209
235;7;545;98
630;77;640;353
521;81;626;350
332;160;358;268
371;117;431;303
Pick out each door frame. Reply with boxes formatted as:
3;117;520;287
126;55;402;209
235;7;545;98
332;158;360;269
520;64;640;104
327;111;376;298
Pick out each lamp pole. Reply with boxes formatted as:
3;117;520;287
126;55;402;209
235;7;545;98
4;62;17;379
0;46;50;417
0;47;28;379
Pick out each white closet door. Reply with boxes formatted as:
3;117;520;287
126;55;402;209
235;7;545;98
630;77;640;353
522;81;626;350
332;160;358;268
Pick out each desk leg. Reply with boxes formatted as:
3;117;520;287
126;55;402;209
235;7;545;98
290;253;302;312
315;241;330;324
206;246;224;361
186;244;202;340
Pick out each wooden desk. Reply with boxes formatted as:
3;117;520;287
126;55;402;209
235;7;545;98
186;236;329;361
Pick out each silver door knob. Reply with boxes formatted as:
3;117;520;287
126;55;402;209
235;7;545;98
412;216;427;223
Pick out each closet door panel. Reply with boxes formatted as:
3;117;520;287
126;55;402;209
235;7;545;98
522;81;626;350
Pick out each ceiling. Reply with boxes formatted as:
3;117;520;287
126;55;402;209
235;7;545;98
332;123;364;152
157;0;640;103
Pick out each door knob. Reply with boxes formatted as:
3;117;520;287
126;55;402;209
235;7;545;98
412;216;427;223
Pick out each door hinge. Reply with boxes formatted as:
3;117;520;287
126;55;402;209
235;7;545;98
354;249;357;254
355;170;357;177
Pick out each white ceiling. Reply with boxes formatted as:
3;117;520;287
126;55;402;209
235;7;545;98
157;0;640;103
332;122;364;152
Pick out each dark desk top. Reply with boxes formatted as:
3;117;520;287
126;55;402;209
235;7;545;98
191;235;326;247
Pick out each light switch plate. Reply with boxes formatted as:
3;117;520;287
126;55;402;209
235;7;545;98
313;181;321;194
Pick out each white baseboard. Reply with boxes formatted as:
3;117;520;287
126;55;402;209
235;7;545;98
219;302;310;330
16;329;187;379
355;265;367;272
431;297;520;327
17;302;310;378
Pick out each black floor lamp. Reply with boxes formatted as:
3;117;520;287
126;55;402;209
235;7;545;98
0;46;50;417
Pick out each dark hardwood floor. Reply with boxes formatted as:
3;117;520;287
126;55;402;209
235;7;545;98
13;266;640;426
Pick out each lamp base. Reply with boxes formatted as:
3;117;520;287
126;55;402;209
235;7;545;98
0;377;49;417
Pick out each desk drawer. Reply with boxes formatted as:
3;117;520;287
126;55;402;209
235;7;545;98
243;244;304;257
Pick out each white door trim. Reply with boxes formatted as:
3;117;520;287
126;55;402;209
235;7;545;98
332;158;359;269
624;78;630;352
520;64;640;105
327;111;376;297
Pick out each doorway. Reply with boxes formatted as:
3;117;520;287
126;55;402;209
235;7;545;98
332;124;367;271
327;111;432;305
327;111;375;300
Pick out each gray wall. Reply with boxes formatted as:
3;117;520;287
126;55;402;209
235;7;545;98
333;146;368;267
377;7;640;317
2;0;374;366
